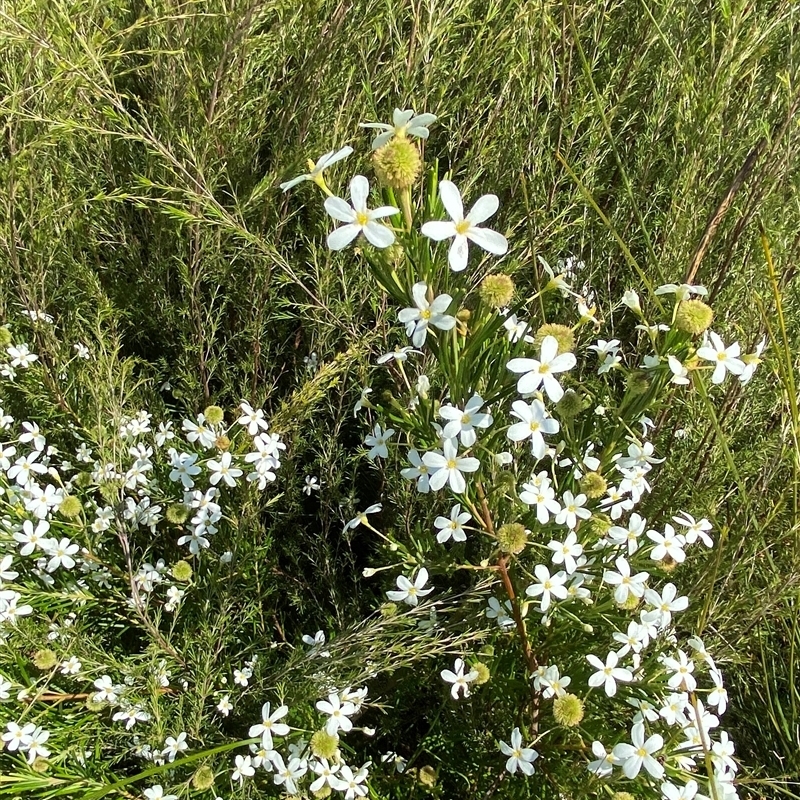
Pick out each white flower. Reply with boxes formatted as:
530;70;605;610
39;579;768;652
485;597;515;628
216;694;232;716
502;313;534;344
2;721;34;752
613;621;649;657
112;706;150;730
673;512;713;547
8;450;48;485
648;524;686;563
547;531;583;574
525;564;568;612
507;398;559;459
232;754;255;782
7;343;38;368
43;537;79;571
182;415;217;449
280;145;353;191
519;475;561;524
422;438;480;494
555;491;591;529
603;556;649;604
421;180;508;272
661;779;702;800
708;668;728;715
303;476;321;495
361;108;436;149
324;175;398;250
644;582;688;627
622;289;641;312
612;722;664;779
330;763;369;799
587;740;618;776
663;650;696;692
365;423;394;460
143;786;178;800
434;504;471;543
739;336;766;384
398;282;456;347
353;387;373;417
92;675;118;704
60;656;82;675
507;335;576;402
606;513;646;554
303;630;326;647
207;452;243;487
499;727;538;775
439;394;492;447
586;651;633;696
19;421;45;451
249;702;290;749
310;758;340;792
400;449;430;493
344;503;382;532
237;401;269;434
441;657;479;699
697;332;745;384
233;667;251;687
316;692;356;735
161;731;188;762
376;345;421;364
668;355;690;385
655;283;707;300
386;567;433;606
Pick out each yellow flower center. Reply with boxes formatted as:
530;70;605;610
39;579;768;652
420;309;432;320
355;211;370;226
529;421;540;432
446;459;457;470
455;220;471;235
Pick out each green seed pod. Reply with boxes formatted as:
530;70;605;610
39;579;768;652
626;372;650;396
202;405;225;426
74;471;93;489
534;323;575;354
311;729;340;760
166;504;190;525
479;274;515;309
33;649;58;670
31;756;49;773
675;299;714;335
380;602;398;618
496;523;528;555
214;434;231;451
372;139;422;190
58;495;82;519
556;390;584;419
312;786;332;799
553;693;585;727
417;765;437;788
471;661;491;685
192;765;215;791
579;472;607;499
0;327;12;349
171;560;193;582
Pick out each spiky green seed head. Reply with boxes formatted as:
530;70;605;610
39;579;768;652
587;513;612;537
98;480;123;505
553;693;585;726
58;495;82;519
33;649;58;670
192;765;215;791
312;786;332;799
619;593;641;611
456;308;472;323
496;522;528;555
214;434;231;451
493;471;517;494
418;765;437;787
556;390;585;419
675;299;714;335
580;472;607;499
372;139;421;190
311;729;340;760
380;602;398;618
166;503;189;525
479;274;515;308
74;471;93;489
203;405;225;426
31;756;49;773
0;327;12;348
480;644;495;658
171;560;193;582
612;794;636;800
626;372;650;396
85;697;106;712
472;661;491;685
534;323;575;354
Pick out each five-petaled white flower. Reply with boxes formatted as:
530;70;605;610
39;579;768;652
422;438;480;494
439;394;492;447
421;180;508;272
207;452;243;487
499;727;539;775
612;722;664;778
386;567;433;606
603;556;649;604
586;651;633;697
441;657;479;699
144;786;178;800
316;692;357;735
525;564;568;612
400;449;430;493
237;401;269;434
161;731;188;762
280;146;353;192
555;491;591;529
547;531;583;574
696;332;746;384
365;423;394;460
434;504;471;543
360;108;437;149
507;398;559;459
519;475;561;524
324;175;398;250
249;702;290;749
398;282;456;347
507;335;576;402
344;503;382;532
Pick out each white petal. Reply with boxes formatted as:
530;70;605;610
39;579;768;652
408;113;437;127
324;196;356;223
280;174;310;192
467;226;508;255
421;220;456;241
370;205;400;220
363;221;395;249
327;224;361;251
438;180;464;222
448;236;470;272
466;194;499;225
349;175;370;212
319;146;353;169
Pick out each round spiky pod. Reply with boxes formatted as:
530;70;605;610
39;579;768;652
580;472;607;499
33;649;57;670
556;390;584;418
58;495;82;519
311;729;340;760
372;139;421;190
472;661;491;685
203;405;225;426
479;274;515;308
166;504;189;525
192;765;215;791
553;693;585;726
496;522;528;555
171;560;193;582
534;323;575;354
675;299;714;335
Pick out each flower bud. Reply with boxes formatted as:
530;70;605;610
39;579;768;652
58;495;82;519
496;523;528;555
203;405;225;426
192;765;215;791
553;693;584;726
479;274;515;308
534;323;574;354
675;299;714;335
372;139;422;190
579;472;607;499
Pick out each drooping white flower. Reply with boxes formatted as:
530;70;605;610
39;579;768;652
324;175;398;250
507;335;576;402
499;727;538;775
421;180;508;272
361;108;437;149
344;503;382;532
655;283;708;300
279;146;353;192
739;336;766;384
398;282;456;347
